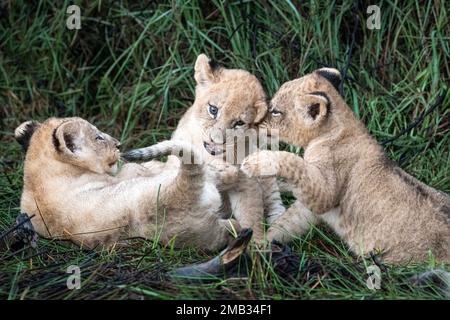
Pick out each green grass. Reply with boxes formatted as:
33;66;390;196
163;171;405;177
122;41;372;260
0;0;449;300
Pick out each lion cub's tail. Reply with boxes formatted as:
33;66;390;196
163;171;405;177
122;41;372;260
121;140;203;178
122;140;205;202
121;140;199;162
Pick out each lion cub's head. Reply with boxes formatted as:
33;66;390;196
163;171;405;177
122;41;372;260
262;68;347;147
15;117;121;174
192;54;267;156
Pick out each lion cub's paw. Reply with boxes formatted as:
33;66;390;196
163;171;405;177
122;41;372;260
208;160;240;186
241;151;279;178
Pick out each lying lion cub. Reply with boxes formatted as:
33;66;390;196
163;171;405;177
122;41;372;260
16;117;240;250
242;68;450;264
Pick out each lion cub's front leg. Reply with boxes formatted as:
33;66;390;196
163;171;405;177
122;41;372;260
116;163;154;181
242;150;338;215
206;159;240;191
241;150;281;177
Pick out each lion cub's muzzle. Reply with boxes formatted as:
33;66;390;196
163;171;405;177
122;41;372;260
107;142;121;168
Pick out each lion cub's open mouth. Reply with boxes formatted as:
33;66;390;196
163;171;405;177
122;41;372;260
203;141;224;156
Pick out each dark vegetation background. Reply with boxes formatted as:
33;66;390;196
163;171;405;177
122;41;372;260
0;0;449;299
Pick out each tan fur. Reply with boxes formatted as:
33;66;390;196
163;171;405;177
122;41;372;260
242;68;450;264
169;54;285;243
17;117;240;251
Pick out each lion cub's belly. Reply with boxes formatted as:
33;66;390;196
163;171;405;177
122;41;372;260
199;182;222;214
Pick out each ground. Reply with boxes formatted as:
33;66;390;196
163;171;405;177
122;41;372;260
0;0;449;299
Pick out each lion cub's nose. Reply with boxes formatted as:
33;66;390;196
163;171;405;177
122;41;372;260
113;139;121;148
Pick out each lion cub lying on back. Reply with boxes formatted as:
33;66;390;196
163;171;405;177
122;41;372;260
16;117;239;250
242;68;450;264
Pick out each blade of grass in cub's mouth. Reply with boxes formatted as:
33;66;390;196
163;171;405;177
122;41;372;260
167;228;253;281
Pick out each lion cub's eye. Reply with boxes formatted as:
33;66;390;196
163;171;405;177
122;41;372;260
208;103;219;119
270;109;282;116
233;120;246;128
96;134;105;141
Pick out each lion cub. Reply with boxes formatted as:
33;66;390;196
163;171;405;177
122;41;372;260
242;68;450;264
126;54;285;244
16;117;239;250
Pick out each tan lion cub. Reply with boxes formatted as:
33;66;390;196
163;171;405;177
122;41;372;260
16;117;240;250
126;54;285;244
242;68;450;264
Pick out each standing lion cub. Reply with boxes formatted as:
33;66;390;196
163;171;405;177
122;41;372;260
125;54;285;244
242;68;450;264
16;117;240;251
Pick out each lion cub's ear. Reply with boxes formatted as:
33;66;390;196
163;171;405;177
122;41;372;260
194;53;221;87
15;120;41;151
295;93;330;126
52;121;83;155
315;67;342;91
